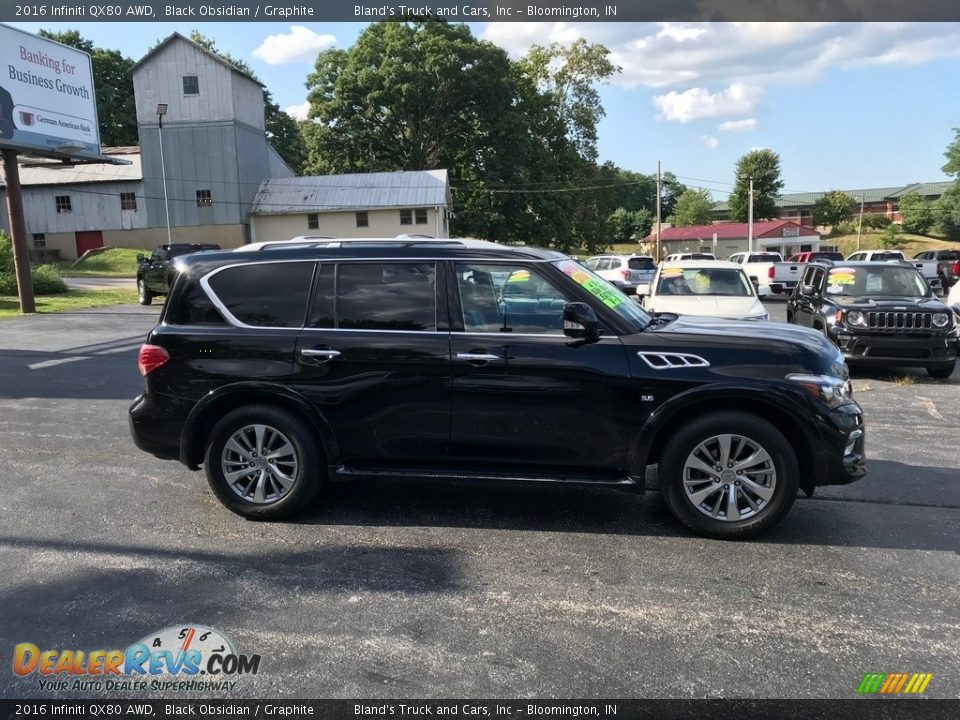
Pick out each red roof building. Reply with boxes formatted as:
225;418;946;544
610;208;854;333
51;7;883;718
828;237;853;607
642;221;821;259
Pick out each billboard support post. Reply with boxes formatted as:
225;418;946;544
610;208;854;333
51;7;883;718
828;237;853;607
1;148;35;313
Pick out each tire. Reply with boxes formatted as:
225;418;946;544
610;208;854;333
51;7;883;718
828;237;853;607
660;411;799;540
927;361;956;380
137;279;153;306
204;404;323;520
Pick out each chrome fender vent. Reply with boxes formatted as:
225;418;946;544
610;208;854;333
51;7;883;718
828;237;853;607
638;351;710;370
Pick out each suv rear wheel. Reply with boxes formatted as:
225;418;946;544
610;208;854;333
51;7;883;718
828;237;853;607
137;279;153;306
204;405;323;519
660;412;799;539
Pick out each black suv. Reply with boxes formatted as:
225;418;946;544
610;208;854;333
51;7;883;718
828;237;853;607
786;261;958;378
129;240;866;539
136;243;220;305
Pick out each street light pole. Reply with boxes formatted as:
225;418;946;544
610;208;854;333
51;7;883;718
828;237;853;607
747;177;754;253
856;196;865;251
156;103;172;245
655;160;661;262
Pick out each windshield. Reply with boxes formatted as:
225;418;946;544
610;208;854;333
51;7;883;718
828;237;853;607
655;267;755;297
825;266;930;298
555;259;652;331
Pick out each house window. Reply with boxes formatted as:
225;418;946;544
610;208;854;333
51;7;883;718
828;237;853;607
399;209;412;226
415;208;428;225
183;75;199;95
120;192;137;211
32;233;46;248
356;211;369;228
196;189;212;207
55;195;72;213
307;213;319;230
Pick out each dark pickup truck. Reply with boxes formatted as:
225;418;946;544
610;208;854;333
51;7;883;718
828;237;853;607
136;243;220;305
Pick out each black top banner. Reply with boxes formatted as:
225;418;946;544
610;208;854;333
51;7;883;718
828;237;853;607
2;0;960;23
0;700;958;720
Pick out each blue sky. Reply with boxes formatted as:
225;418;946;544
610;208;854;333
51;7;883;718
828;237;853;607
10;21;960;198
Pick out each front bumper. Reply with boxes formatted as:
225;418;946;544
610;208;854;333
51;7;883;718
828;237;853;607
814;401;866;487
829;328;958;368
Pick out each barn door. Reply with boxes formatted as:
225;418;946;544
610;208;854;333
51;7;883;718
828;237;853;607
75;231;103;258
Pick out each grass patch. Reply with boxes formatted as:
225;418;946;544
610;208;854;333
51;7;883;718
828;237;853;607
57;247;143;277
0;288;138;319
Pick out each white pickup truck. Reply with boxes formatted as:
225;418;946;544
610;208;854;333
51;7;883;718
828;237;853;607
727;251;783;296
845;250;942;290
768;251;845;295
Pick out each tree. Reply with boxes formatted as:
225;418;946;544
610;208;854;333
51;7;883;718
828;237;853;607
188;31;306;173
606;207;653;245
812;190;856;227
728;149;784;222
38;30;137;147
898;191;936;234
935;185;960;240
877;223;900;249
943;128;960;177
668;188;714;227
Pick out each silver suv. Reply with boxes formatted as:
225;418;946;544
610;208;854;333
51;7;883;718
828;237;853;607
584;254;656;295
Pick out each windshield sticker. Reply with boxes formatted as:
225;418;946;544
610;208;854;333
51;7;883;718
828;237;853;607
693;272;710;289
507;269;531;283
828;267;856;285
660;267;683;278
865;273;883;293
561;264;626;308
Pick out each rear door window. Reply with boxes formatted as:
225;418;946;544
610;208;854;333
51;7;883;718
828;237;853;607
337;263;437;331
206;262;314;328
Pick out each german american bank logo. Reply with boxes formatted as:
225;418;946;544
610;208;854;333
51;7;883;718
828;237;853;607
12;625;260;692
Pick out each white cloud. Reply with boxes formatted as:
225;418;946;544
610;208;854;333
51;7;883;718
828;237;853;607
252;26;336;65
284;101;310;121
700;135;719;150
654;83;763;123
718;118;758;132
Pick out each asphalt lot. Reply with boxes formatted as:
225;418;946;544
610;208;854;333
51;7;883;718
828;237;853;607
0;299;957;700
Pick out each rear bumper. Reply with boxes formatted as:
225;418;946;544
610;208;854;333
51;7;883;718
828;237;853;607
129;393;188;462
769;281;798;294
830;329;959;368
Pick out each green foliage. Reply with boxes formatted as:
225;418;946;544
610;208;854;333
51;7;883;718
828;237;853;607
813;190;856;227
935;185;960;240
668;188;714;227
877;223;900;249
728;149;785;222
188;31;306;173
39;30;137;147
943;128;960;178
898;191;936;234
0;232;68;295
606;207;652;245
862;213;891;230
830;220;857;236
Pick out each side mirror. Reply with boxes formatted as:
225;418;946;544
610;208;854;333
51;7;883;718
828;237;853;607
635;283;650;297
136;253;146;263
802;284;817;296
563;302;599;340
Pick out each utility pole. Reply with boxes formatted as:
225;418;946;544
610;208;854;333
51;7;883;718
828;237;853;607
747;177;754;254
655;161;661;262
157;103;172;245
856;196;865;251
1;148;36;314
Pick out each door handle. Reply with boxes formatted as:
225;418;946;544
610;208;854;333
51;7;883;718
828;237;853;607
456;352;500;362
301;348;341;360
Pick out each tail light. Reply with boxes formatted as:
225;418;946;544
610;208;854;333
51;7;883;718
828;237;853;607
621;268;631;281
952;261;960;276
767;265;775;279
138;344;170;376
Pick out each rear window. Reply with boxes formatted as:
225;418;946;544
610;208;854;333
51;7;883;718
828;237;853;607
165;278;227;326
874;252;904;261
628;257;655;270
938;251;960;261
747;254;781;262
207;262;314;327
813;252;844;261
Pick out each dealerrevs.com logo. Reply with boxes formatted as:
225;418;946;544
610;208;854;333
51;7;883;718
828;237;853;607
13;625;261;692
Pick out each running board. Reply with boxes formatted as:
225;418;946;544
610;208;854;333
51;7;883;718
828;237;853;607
330;466;642;489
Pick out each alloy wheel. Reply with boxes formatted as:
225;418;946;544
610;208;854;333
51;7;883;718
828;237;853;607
682;434;777;522
220;424;299;504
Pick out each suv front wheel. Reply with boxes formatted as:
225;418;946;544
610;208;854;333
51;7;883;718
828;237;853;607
204;404;323;519
660;411;799;539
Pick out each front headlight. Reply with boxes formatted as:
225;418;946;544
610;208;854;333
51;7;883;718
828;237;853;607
786;373;853;408
932;312;950;328
846;310;867;327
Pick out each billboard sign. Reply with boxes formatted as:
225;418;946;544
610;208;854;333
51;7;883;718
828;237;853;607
0;23;100;159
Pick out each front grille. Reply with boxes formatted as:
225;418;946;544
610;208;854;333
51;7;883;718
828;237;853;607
865;311;932;331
